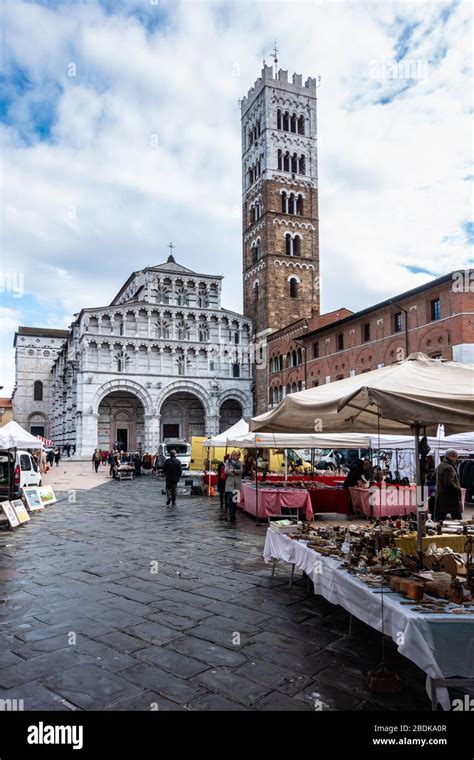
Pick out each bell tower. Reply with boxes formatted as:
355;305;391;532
241;62;320;413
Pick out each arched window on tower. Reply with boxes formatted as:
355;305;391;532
292;350;297;367
293;235;301;256
297;194;304;215
298;115;305;135
248;130;253;147
253;281;259;302
281;191;287;213
33;380;43;401
299;154;306;175
250;206;256;224
290;113;297;133
277;149;282;170
288;193;295;214
277;109;282;129
283;152;290;172
282;111;289;131
289;278;298;298
291;153;298;173
285;233;292;257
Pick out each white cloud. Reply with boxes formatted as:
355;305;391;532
0;0;472;394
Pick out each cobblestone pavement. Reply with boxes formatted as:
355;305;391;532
0;477;434;711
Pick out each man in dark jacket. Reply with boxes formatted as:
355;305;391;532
434;450;462;520
162;450;182;506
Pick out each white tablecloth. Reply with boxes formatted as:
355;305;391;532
264;529;474;709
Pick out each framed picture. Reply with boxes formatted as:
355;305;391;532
1;501;20;528
10;499;31;524
38;485;57;506
22;487;44;511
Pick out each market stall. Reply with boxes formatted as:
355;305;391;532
240;482;313;520
264;523;474;710
0;421;44;449
252;353;474;560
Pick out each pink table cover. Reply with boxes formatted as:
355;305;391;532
350;487;466;518
349;487;423;517
240;483;313;520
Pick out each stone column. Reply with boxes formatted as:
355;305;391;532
80;412;99;458
144;413;161;452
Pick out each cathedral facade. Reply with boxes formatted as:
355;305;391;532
241;64;320;413
13;256;253;456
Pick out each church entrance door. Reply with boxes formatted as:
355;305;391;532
116;428;128;451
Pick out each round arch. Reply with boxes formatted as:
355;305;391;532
91;379;154;416
157;381;213;417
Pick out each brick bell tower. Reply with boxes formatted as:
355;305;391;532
241;61;320;414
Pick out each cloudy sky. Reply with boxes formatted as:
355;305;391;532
1;0;472;395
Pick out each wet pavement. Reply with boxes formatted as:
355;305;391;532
0;476;436;711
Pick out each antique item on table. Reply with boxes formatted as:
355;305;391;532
448;577;465;605
389;576;406;593
399;579;424;601
439;552;465;577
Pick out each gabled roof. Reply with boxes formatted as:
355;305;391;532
110;256;222;306
14;326;69;346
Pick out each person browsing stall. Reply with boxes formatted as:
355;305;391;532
224;450;242;522
434;449;463;520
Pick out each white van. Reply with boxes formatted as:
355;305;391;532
0;449;42;499
158;441;191;471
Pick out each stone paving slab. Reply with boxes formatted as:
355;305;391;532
0;477;441;711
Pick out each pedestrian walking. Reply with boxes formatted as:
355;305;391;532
224;450;242;522
217;454;229;514
53;447;61;467
162;449;182;506
92;448;102;473
434;449;463;520
40;449;47;474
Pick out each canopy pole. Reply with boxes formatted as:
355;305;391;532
208;447;213;497
284;449;288;487
413;423;424;566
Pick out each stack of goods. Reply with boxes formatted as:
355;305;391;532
271;519;474;611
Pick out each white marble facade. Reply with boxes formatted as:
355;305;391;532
14;257;253;457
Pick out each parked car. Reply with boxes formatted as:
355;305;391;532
0;449;42;500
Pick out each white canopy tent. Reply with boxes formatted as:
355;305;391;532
251;353;474;436
251;353;474;557
0;421;44;450
203;418;249;447
203;430;371;449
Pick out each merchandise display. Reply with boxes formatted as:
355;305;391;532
264;519;474;709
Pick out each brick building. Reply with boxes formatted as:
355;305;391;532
267;271;474;409
241;64;320;413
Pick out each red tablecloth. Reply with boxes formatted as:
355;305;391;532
308;488;351;515
240;482;313;520
201;473;346;488
262;474;345;486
